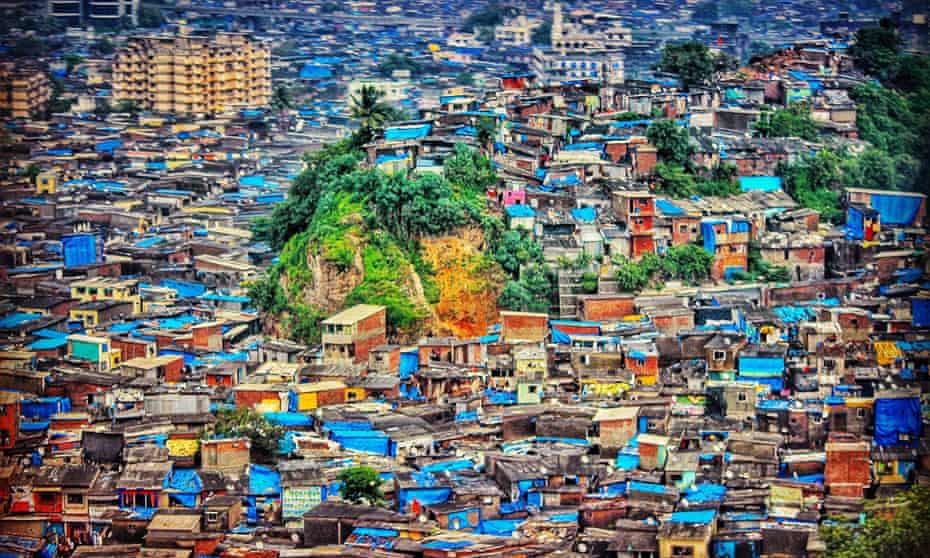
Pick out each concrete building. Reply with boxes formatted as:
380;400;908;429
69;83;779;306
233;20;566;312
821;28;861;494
532;4;629;84
112;33;271;115
0;63;49;119
494;16;542;46
321;304;387;365
48;0;139;28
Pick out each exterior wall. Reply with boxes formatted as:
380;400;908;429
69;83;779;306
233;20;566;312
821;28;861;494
501;312;548;342
201;439;250;472
163;358;184;383
599;418;636;451
112;33;271;115
825;442;870;498
192;325;223;351
0;401;20;449
671;217;700;246
111;338;155;360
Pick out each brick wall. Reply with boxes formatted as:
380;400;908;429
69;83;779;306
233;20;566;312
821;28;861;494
578;295;635;321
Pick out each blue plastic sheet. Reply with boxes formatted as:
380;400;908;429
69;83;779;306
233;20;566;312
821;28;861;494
478;519;524;536
874;397;922;447
62;234;100;268
669;509;716;524
912;298;930;328
870;193;923;226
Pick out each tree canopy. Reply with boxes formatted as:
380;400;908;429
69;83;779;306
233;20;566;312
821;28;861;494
820;486;930;558
213;407;285;462
658;40;729;89
647;119;691;166
755;102;820;141
338;466;384;506
849;17;901;81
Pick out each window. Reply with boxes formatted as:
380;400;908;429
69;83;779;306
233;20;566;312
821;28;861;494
813;415;822;424
206;511;219;523
679;224;688;234
713;350;726;361
856;408;866;419
134;493;150;508
67;493;84;506
527;385;538;394
39;493;56;505
672;546;694;557
737;392;747;402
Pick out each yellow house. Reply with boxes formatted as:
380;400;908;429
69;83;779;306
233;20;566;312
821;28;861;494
289;381;347;412
67;334;121;372
36;171;56;194
70;278;142;313
658;514;715;558
513;347;547;382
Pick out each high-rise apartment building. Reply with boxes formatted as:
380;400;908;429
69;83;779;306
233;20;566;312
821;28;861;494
112;33;271;115
47;0;139;28
0;63;50;119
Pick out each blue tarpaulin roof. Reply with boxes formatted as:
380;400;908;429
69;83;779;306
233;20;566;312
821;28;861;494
384;124;431;141
739;176;782;192
572;207;597;222
506;205;535;218
0;312;42;328
669;509;717;524
249;464;280;495
656;198;685;216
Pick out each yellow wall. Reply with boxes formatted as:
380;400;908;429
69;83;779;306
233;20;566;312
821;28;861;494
296;392;318;411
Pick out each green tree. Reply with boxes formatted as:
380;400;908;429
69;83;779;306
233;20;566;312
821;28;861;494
647;119;691;166
664;244;713;282
456;71;475;86
580;272;599;294
94;38;115;55
377;53;421;77
654;163;696;198
849;18;901;81
615;258;652;292
259;141;362;250
494;229;542;277
63;53;84;74
10;36;48;58
350;85;394;145
270;84;294;112
756;102;820;141
444;143;498;195
138;4;165;28
614;111;645;122
247;272;287;314
531;21;552;45
213;407;285;462
462;2;514;32
820;486;930;558
371;173;465;241
476;116;497;152
658;40;716;89
338;466;384;506
114;99;141;116
498;264;551;313
94;100;113;118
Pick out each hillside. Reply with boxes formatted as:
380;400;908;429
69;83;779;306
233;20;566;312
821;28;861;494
249;141;506;343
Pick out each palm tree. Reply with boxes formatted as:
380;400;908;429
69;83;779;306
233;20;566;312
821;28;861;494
350;85;392;142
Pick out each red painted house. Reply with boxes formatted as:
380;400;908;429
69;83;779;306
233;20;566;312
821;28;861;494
0;392;21;450
825;437;871;498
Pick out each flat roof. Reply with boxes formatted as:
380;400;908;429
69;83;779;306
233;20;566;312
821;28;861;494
322;304;385;325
